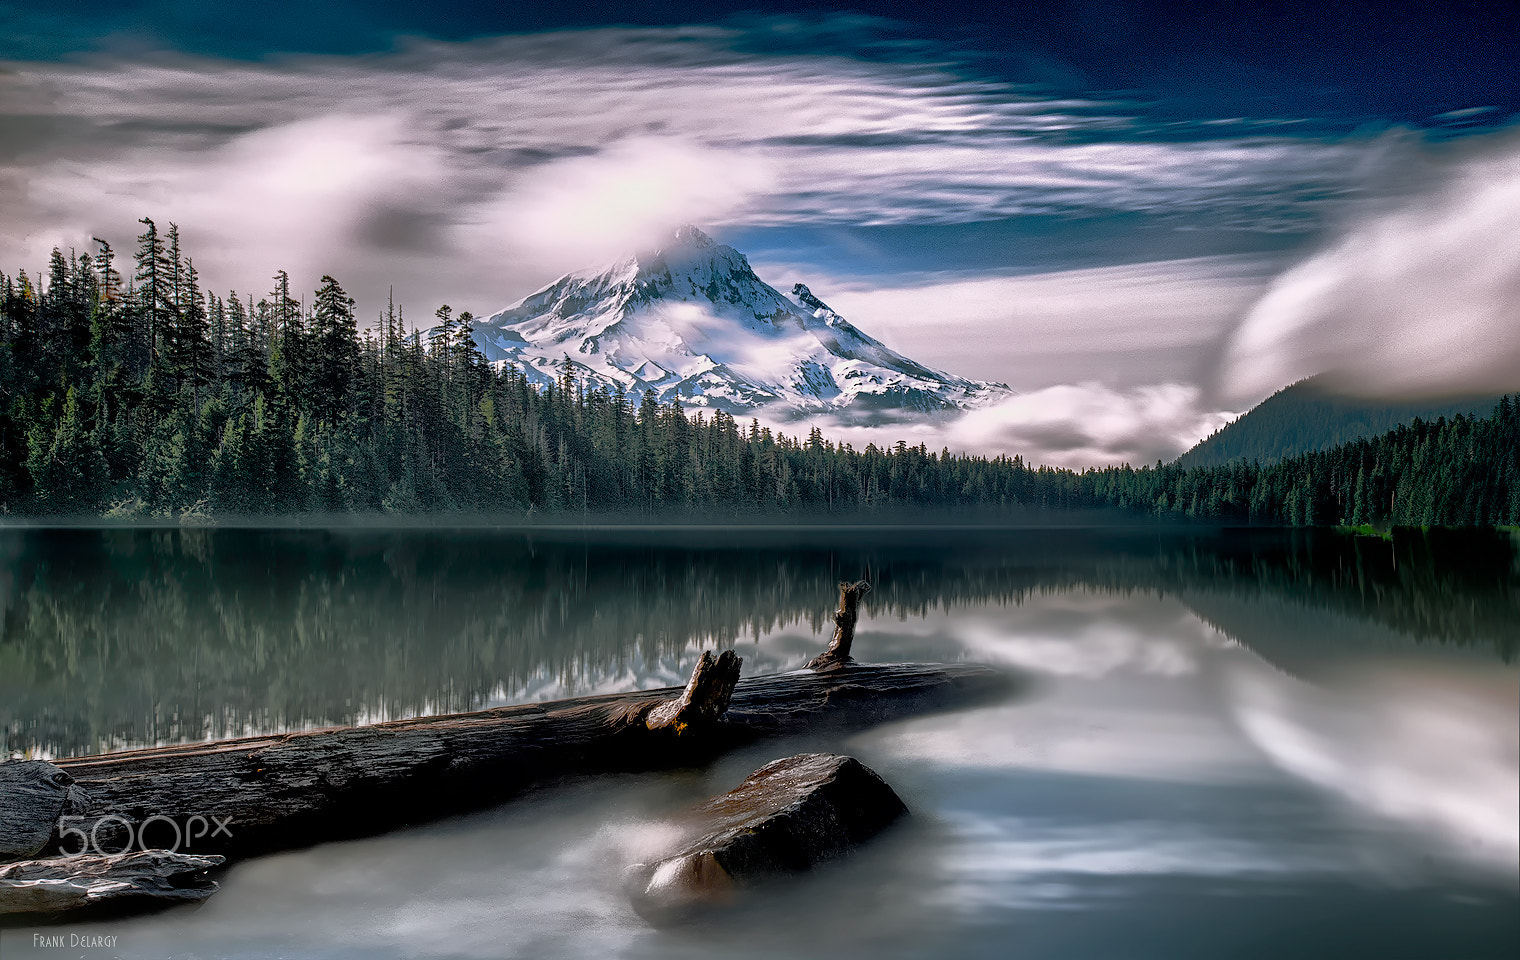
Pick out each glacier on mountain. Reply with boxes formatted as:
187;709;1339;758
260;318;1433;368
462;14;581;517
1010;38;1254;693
468;225;1009;423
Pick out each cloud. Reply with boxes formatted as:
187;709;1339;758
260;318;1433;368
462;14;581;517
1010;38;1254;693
1217;134;1520;401
952;383;1237;467
1;23;1365;322
786;382;1235;469
19;112;456;311
481;137;775;271
778;256;1273;389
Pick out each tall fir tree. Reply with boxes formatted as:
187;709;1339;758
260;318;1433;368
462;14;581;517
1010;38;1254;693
133;217;172;365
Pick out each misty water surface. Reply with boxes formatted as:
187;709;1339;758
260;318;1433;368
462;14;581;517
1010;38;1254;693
1;526;1516;958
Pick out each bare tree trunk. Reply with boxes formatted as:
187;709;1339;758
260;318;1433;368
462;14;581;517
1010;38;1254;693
805;580;872;670
645;649;743;732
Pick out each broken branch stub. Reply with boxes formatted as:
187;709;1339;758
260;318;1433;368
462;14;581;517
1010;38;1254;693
645;649;743;733
805;580;872;671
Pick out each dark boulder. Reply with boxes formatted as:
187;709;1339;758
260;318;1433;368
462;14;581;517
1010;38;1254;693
626;753;907;923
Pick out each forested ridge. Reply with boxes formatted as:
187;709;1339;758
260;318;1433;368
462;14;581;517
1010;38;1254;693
1177;376;1503;469
2;222;1517;524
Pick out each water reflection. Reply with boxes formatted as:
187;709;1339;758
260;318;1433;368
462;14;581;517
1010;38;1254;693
1;526;1515;757
1228;657;1519;875
7;578;1512;960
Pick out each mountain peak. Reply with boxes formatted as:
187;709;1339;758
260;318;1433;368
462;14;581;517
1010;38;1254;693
640;224;734;271
622;224;757;295
791;283;827;312
621;224;720;272
665;224;715;249
469;231;1008;420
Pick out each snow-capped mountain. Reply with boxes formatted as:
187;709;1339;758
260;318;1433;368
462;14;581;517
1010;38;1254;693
470;225;1008;421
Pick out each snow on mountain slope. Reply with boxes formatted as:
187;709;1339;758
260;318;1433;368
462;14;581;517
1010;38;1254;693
470;225;1009;422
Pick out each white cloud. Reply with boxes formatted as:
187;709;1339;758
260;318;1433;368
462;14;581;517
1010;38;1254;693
786;381;1236;469
1;24;1360;322
780;256;1272;388
479;137;775;271
953;383;1236;468
21;112;457;308
1218;134;1520;400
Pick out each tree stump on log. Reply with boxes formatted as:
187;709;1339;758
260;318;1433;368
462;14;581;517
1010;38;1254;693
805;580;872;670
644;650;743;733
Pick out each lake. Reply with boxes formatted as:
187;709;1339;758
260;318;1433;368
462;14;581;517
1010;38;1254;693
1;525;1517;958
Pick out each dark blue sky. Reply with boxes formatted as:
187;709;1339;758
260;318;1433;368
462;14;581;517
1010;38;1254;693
4;0;1517;125
3;0;1517;444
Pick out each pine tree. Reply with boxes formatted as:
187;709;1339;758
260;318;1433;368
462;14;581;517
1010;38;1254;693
26;388;109;514
311;275;359;422
267;270;308;407
133;218;172;363
171;257;215;400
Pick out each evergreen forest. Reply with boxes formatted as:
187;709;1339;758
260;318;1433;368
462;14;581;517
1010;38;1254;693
1177;375;1504;468
2;222;1517;525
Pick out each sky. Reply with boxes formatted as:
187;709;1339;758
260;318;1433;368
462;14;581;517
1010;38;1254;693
2;0;1517;467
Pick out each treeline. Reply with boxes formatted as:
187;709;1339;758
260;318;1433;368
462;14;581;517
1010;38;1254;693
1;222;1516;524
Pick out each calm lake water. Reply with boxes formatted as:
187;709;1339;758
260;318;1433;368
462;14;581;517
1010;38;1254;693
2;525;1517;958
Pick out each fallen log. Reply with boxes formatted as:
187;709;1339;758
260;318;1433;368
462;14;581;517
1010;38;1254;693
3;580;1013;923
40;659;1008;867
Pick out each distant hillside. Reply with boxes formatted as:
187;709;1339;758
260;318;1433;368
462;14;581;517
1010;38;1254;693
1178;378;1505;468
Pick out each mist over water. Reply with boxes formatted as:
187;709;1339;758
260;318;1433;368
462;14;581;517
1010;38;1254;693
1;526;1516;958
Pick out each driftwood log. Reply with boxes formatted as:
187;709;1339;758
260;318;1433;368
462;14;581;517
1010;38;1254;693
0;851;224;916
33;663;1003;867
4;580;1011;921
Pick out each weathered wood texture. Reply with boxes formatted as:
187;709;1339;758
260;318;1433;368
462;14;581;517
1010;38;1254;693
805;580;872;670
645;649;743;732
48;662;1006;864
0;761;91;861
0;851;223;916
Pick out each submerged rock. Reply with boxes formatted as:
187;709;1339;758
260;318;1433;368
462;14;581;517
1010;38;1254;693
626;753;907;923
